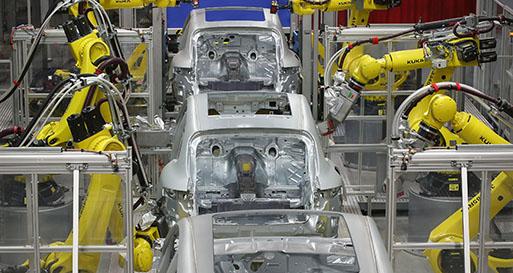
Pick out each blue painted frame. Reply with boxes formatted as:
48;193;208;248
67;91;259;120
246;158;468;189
166;0;291;28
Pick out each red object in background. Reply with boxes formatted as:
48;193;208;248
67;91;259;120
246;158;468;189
338;0;476;25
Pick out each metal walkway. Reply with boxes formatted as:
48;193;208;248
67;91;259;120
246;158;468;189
343;192;364;215
330;153;363;215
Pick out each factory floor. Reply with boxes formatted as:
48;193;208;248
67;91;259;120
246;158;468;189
374;216;434;273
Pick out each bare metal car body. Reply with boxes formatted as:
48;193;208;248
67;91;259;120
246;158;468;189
160;92;343;220
158;209;393;273
171;7;301;98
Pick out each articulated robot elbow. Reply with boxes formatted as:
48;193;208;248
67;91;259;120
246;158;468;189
415;94;457;145
412;93;509;147
347;54;385;85
344;48;428;88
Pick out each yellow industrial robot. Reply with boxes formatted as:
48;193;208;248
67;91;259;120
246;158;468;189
320;32;497;135
388;80;513;272
0;0;195;272
285;0;402;88
412;85;513;273
343;36;496;139
324;15;513;272
289;0;400;26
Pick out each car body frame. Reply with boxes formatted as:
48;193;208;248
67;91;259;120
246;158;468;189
160;92;343;220
157;209;393;273
171;7;301;99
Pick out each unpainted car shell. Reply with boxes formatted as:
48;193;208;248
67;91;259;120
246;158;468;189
173;7;299;70
158;210;393;273
160;92;343;217
171;7;301;96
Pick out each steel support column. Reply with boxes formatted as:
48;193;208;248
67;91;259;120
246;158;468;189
460;164;471;273
478;171;490;272
323;12;337;27
149;8;166;118
386;146;396;261
312;11;319;119
26;0;32;25
300;15;313;108
119;9;136;28
40;0;49;21
31;174;41;273
72;168;80;273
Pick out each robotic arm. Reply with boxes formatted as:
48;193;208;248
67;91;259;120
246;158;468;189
36;16;111;147
398;86;513;273
38;0;195;146
343;36;491;93
320;35;494;135
291;0;401;93
319;14;513;135
289;0;400;26
1;0;194;272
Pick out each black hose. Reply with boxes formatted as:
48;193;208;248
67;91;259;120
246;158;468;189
108;94;150;190
0;37;43;104
438;82;499;104
0;127;23;139
463;87;499;104
13;73;96;147
413;16;465;32
133;196;145;210
78;2;87;15
45;0;62;19
403;82;500;118
337;14;513;72
478;15;513;25
96;57;130;80
84;57;130;109
337;28;416;69
13;78;73;146
119;102;150;190
95;97;108;108
83;85;99;110
0;0;62;104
